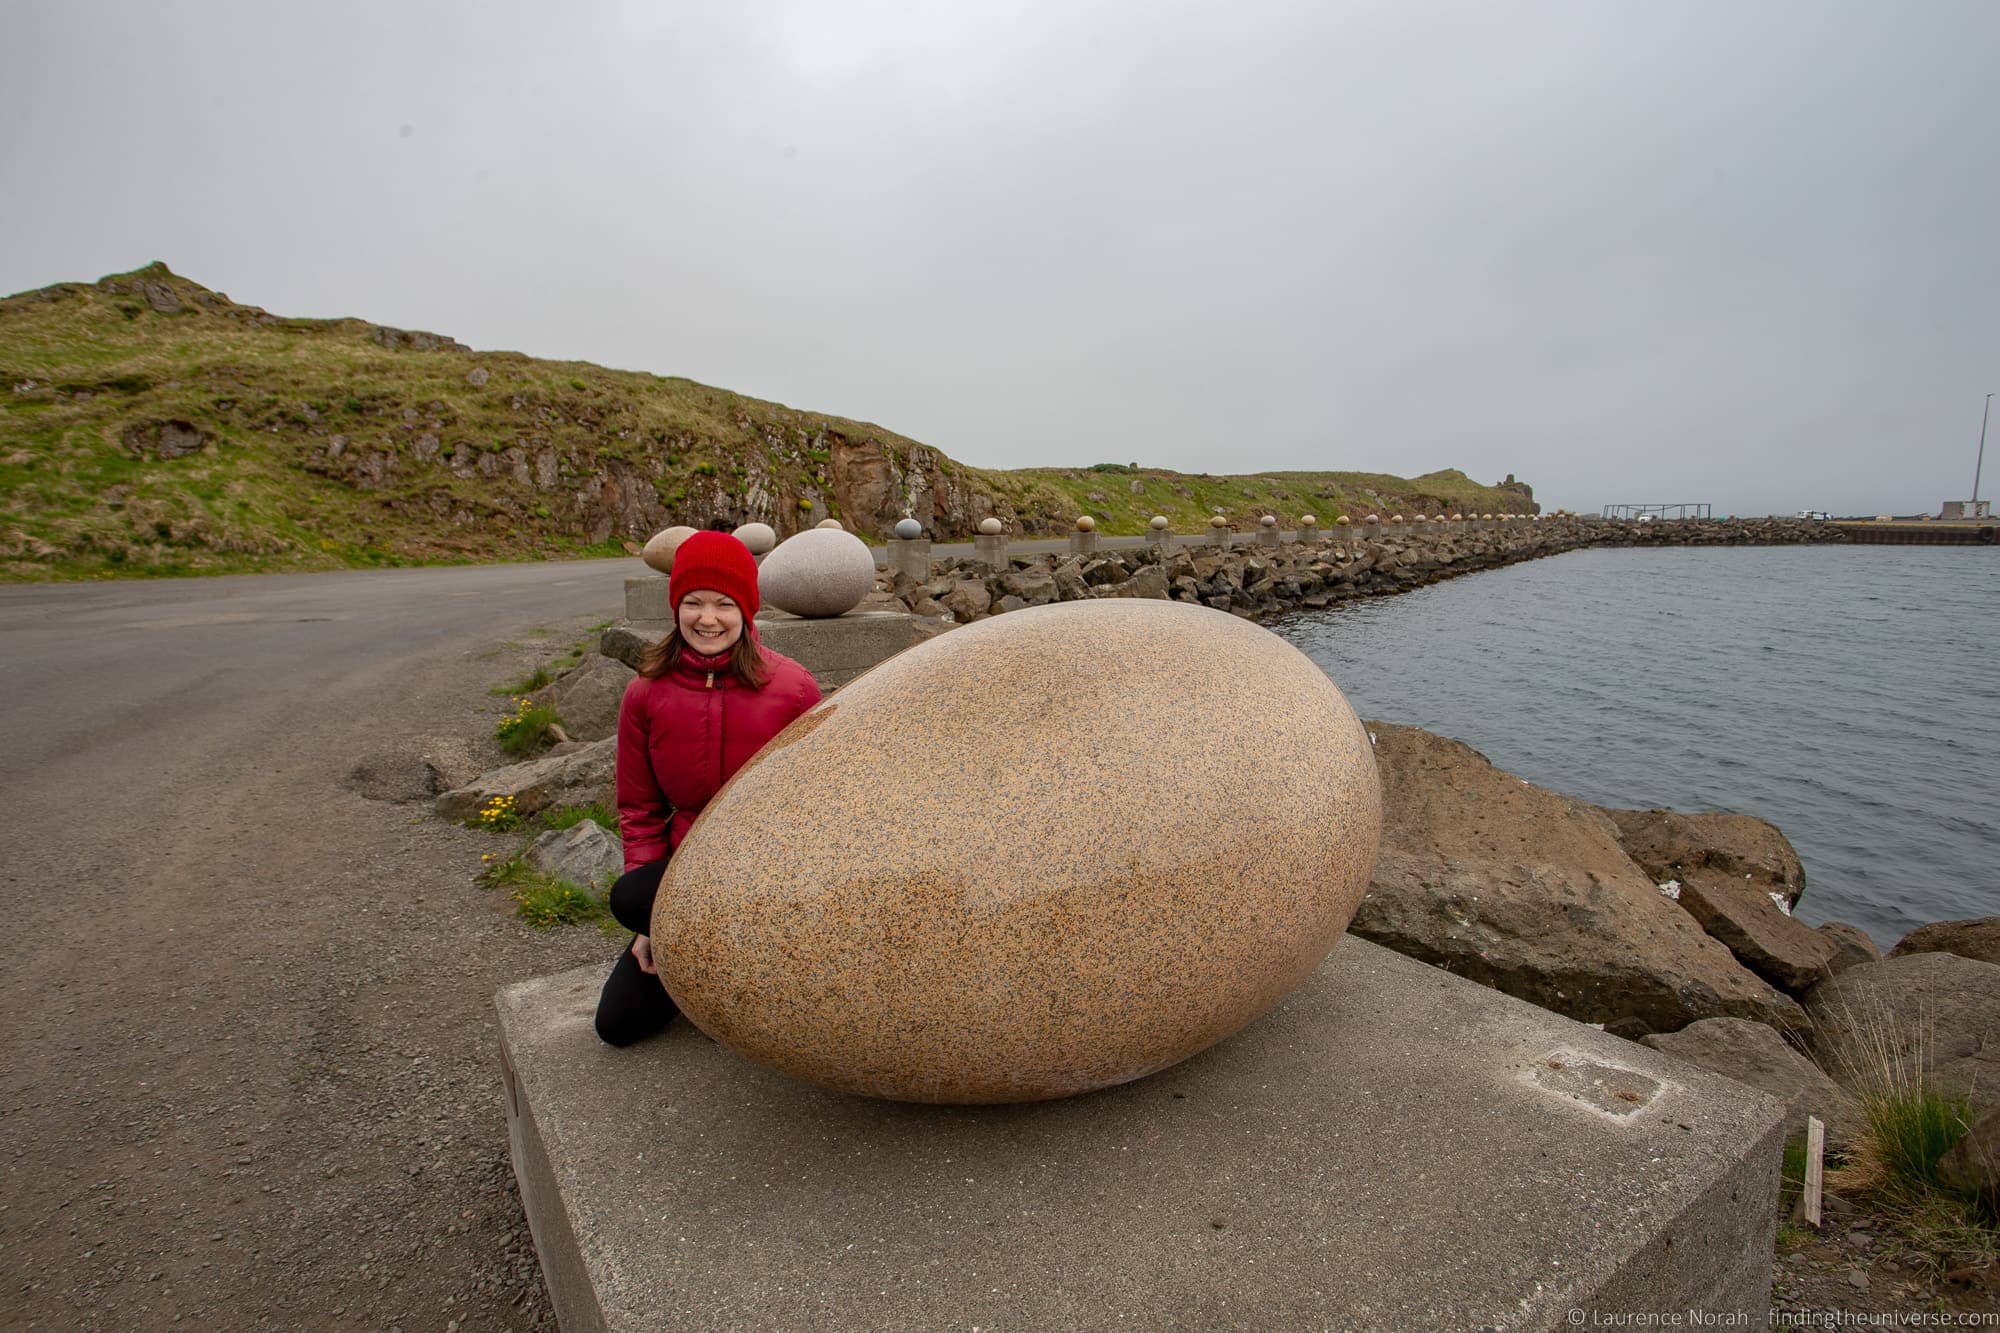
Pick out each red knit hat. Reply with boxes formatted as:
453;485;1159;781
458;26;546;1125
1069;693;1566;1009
669;530;761;619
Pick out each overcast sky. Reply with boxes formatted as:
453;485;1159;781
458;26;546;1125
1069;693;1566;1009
4;1;1996;516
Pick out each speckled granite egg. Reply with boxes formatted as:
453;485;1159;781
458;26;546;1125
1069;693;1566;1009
651;599;1383;1104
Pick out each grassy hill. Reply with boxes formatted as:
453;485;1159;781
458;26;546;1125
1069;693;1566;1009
0;264;1535;580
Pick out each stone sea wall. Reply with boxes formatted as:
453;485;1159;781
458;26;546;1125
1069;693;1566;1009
882;515;1844;623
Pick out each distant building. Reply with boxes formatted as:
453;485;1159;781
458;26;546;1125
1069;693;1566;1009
1941;500;1992;520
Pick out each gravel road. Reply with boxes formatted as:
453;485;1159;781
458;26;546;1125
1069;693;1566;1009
0;559;641;1329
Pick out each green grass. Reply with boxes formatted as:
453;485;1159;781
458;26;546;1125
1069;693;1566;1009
0;261;1533;579
495;699;562;756
538;802;616;833
490;664;553;696
478;852;610;928
1862;1088;1975;1194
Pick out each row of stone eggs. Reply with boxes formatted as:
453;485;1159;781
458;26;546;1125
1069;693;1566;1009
639;519;875;619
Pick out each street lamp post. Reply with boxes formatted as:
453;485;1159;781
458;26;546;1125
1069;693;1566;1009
1976;392;1993;509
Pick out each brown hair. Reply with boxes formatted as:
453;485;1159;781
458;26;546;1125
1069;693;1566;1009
638;625;769;688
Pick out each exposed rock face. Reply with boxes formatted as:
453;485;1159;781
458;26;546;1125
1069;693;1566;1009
529;653;635;743
1888;917;2000;966
1805;953;2000;1111
652;600;1382;1103
122;419;208;459
434;737;615;822
1641;1018;1858;1145
525;820;624;890
1673;878;1837;995
1354;723;1803;1037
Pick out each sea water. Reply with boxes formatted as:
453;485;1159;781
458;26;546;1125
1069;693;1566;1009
1272;544;2000;948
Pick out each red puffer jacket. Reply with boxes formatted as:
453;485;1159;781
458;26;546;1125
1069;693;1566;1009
614;623;822;871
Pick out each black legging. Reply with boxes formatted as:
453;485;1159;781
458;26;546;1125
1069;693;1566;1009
595;858;678;1046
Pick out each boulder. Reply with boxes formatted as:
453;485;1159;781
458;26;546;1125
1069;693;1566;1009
1888;917;2000;967
525;820;624;890
1936;1103;2000;1205
1674;878;1837;995
1805;953;2000;1111
1354;723;1803;1037
759;527;876;618
1095;565;1170;599
1051;560;1090;602
1817;922;1882;974
997;566;1057;606
529;652;636;742
941;579;991;622
1605;807;1806;908
1640;1018;1858;1145
435;737;616;822
653;600;1381;1103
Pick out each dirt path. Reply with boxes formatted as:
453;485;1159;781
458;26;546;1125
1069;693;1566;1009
0;562;636;1329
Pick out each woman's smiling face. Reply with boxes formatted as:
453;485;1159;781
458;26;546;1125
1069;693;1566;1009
678;589;744;655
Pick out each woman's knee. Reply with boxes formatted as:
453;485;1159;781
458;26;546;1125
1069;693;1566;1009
609;859;669;935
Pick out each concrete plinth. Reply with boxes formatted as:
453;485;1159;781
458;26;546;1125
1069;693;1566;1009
496;938;1782;1332
972;533;1008;571
1145;530;1176;552
1256;527;1281;548
600;610;949;693
1298;522;1318;543
1209;529;1231;549
623;575;671;624
883;537;931;584
1067;531;1100;557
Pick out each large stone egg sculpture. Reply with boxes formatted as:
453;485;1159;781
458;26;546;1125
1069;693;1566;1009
651;599;1383;1104
757;526;875;617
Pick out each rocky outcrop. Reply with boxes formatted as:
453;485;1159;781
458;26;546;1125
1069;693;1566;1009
434;737;615;822
1640;1018;1858;1145
1888;917;2000;967
528;652;634;743
1805;953;2000;1112
1354;722;1803;1037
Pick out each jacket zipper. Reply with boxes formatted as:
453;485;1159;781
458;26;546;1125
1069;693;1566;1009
706;671;715;689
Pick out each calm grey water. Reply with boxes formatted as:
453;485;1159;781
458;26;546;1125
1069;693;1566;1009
1271;545;2000;949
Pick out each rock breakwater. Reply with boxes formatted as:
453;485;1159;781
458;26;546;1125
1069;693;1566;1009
882;515;1844;623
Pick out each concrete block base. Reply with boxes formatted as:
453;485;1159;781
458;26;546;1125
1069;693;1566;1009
972;533;1008;570
752;608;949;691
1068;531;1100;556
496;938;1782;1331
883;537;930;584
623;575;671;624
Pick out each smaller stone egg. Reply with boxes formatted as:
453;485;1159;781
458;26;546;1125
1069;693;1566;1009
732;522;777;555
1076;515;1096;532
1149;516;1169;530
893;518;923;540
759;528;875;618
1260;514;1277;527
640;525;698;574
977;517;1004;535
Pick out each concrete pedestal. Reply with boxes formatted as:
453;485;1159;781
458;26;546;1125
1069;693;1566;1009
496;938;1783;1332
601;609;949;693
1145;530;1176;552
623;575;672;624
883;537;931;584
1067;531;1100;557
1209;529;1231;549
1256;527;1281;548
1297;522;1318;544
972;533;1008;571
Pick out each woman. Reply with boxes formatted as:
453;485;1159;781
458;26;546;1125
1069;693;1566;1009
597;530;822;1046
